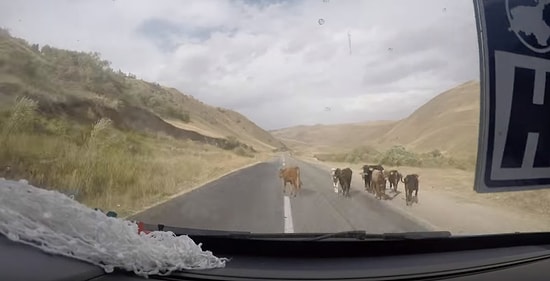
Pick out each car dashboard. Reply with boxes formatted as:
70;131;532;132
2;232;550;281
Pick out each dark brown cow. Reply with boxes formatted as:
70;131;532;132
279;166;302;197
387;170;402;193
402;174;419;206
362;164;384;194
334;168;353;197
370;169;386;200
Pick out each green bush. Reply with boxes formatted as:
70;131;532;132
315;145;474;170
377;146;422;166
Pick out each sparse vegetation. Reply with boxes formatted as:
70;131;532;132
314;145;472;170
0;32;279;217
218;135;256;157
1;31;189;124
225;135;240;150
0;96;259;217
0;30;285;153
233;146;254;158
164;106;190;123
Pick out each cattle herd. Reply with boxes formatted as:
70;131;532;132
278;164;420;206
336;164;419;206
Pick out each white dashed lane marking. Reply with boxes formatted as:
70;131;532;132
283;196;294;233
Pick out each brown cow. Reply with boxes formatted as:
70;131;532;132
387;170;402;193
370;169;386;200
361;164;384;194
402;174;419;206
279;166;302;197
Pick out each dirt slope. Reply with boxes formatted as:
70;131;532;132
162;88;285;151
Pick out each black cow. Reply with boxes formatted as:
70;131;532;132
335;168;353;198
402;174;419;206
387;170;402;193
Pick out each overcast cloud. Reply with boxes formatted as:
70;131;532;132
0;0;479;130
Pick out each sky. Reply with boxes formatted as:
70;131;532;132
0;0;480;130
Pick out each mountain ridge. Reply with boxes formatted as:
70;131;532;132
272;80;480;161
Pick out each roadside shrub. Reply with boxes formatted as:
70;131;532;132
315;145;473;170
223;136;240;150
377;146;422;166
233;146;254;158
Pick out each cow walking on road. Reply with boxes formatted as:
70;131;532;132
279;166;302;197
330;168;339;193
402;174;419;206
362;164;384;194
387;170;402;193
334;168;353;198
370;169;386;200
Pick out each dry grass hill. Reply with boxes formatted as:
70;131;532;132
272;120;396;154
0;29;285;152
272;81;480;165
0;29;285;216
376;80;479;160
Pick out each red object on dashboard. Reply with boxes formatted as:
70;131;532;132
137;221;151;234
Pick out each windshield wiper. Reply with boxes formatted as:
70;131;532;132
144;223;252;236
304;230;452;241
143;223;451;241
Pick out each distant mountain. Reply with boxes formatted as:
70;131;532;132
272;81;480;161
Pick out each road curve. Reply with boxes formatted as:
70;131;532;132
130;154;428;233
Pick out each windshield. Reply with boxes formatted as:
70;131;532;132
0;0;546;237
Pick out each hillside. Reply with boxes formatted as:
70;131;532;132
376;81;480;160
273;81;480;162
0;29;284;216
0;29;285;152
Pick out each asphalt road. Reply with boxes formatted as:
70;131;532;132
131;154;428;233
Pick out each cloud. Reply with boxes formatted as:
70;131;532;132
0;0;479;130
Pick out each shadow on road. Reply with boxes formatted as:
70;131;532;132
333;189;402;201
348;189;363;197
384;191;402;200
283;187;316;197
328;189;363;199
